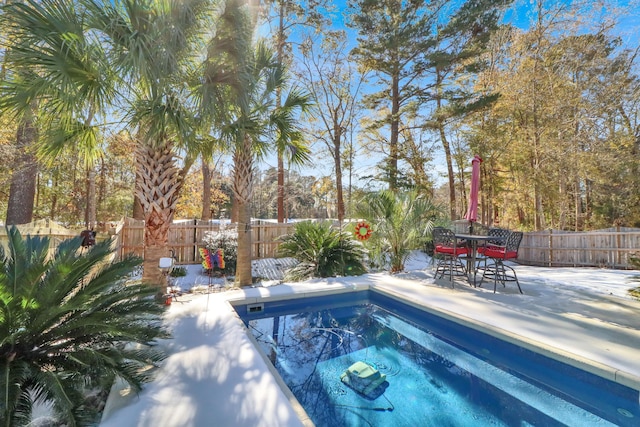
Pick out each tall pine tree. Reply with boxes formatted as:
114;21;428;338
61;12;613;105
348;0;512;217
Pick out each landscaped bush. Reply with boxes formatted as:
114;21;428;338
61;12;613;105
277;221;367;281
354;189;442;272
202;227;238;273
0;227;167;426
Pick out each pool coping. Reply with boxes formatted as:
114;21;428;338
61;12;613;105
228;282;640;425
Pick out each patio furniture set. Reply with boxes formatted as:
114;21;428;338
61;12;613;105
432;225;524;294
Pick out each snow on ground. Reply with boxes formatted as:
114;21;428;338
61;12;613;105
98;252;640;427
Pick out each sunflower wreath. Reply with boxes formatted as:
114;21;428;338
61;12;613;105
354;221;372;240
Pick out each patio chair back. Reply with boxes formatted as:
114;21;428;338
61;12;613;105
504;231;524;259
486;227;510;246
432;227;466;256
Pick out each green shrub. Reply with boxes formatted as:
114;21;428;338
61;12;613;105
355;189;442;272
0;227;167;426
277;221;367;281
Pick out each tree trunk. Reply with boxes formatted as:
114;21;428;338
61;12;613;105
6;115;38;225
435;67;457;220
50;193;57;219
132;193;144;220
333;124;345;222
389;72;400;191
98;157;106;216
277;154;285;222
85;165;97;229
143;246;170;294
440;125;457;220
533;106;544;230
231;193;239;223
135;142;183;289
201;160;212;221
532;5;544;231
233;134;254;286
236;197;253;286
276;1;285;223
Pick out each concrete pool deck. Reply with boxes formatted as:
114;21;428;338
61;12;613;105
99;256;640;427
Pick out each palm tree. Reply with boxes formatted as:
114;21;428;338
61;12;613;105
84;0;219;287
1;0;307;289
232;52;311;285
0;227;166;426
227;42;311;286
1;0;114;229
355;189;441;272
2;0;235;289
200;1;311;286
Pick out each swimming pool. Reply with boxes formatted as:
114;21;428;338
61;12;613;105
235;290;639;427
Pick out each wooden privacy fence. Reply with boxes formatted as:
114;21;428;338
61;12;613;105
0;219;81;259
115;218;295;263
0;219;124;262
115;220;639;268
517;227;640;269
7;219;636;270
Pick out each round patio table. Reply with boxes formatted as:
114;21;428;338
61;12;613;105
454;233;505;286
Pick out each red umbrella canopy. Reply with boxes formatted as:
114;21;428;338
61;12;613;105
464;155;483;223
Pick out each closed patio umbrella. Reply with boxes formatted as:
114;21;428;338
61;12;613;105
464;155;482;233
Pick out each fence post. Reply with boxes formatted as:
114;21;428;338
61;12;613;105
257;220;261;258
616;225;621;268
121;219;128;261
548;229;553;267
193;218;198;264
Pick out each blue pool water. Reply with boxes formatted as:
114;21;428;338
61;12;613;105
236;291;639;427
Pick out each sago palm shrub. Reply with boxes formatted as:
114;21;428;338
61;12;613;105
0;227;167;426
277;221;367;281
355;189;441;273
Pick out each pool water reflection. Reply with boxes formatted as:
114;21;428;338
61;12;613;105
236;291;638;427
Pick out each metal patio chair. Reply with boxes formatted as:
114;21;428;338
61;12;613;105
432;227;470;286
478;230;524;293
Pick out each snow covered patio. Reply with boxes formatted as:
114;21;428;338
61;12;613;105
99;253;640;427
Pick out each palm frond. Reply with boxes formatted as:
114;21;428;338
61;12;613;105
0;227;166;425
36;119;102;167
278;221;367;280
355;190;440;272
